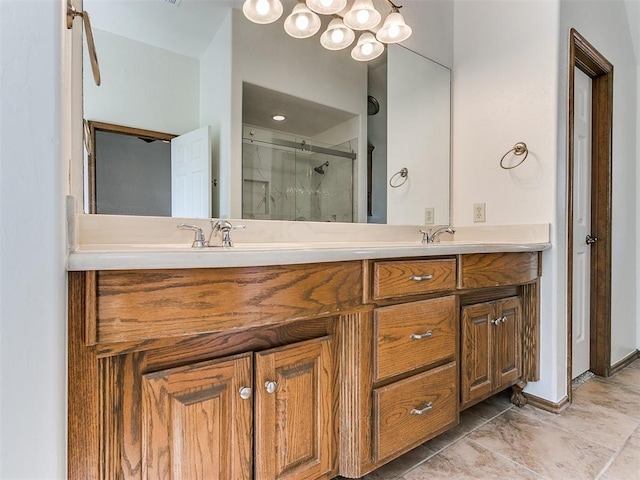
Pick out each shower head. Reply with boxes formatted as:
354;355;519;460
314;161;329;175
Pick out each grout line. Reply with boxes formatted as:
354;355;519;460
398;403;516;478
466;437;552;479
594;433;634;480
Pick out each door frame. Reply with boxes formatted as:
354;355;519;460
85;121;175;214
567;29;613;398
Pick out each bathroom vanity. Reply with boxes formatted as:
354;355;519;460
67;221;547;479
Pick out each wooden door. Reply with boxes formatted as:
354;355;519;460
254;336;334;480
141;353;253;480
461;303;493;406
493;297;522;389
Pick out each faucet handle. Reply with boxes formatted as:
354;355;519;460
209;219;246;247
177;223;207;248
418;229;430;244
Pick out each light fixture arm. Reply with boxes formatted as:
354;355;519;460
383;0;403;12
66;0;101;86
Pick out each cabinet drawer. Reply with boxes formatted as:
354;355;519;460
373;362;458;461
374;296;457;381
458;252;538;289
372;259;456;300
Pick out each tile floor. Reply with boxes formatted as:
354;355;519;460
342;359;640;480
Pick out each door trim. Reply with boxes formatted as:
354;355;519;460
567;29;613;398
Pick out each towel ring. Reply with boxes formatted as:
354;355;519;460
500;142;528;170
389;167;409;188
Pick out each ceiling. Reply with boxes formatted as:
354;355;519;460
85;0;399;59
242;83;357;137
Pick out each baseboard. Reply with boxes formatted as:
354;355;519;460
609;349;640;376
523;393;570;414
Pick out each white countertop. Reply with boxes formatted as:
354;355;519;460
67;215;551;271
67;240;551;271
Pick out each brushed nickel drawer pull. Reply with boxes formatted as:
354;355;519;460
410;330;433;340
265;381;278;394
410;402;434;415
409;274;433;281
239;386;252;400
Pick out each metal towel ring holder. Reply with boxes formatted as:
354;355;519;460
500;142;528;170
389;167;409;188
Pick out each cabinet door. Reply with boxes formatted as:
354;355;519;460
255;336;334;480
461;302;493;406
141;353;253;480
494;297;522;389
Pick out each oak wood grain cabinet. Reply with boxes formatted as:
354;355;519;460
68;263;356;480
68;252;542;480
140;337;334;480
460;297;522;408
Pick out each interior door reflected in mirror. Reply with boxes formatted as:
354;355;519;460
81;0;450;225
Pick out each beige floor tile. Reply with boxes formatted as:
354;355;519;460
469;408;613;480
600;427;640;480
517;398;639;451
600;365;640;395
422;409;488;453
401;438;545;480
573;377;640;420
356;444;436;480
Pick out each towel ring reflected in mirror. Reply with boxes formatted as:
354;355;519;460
389;167;409;188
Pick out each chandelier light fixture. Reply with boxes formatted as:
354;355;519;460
242;0;412;62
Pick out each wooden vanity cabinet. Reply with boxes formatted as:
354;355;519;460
460;296;522;408
68;263;355;480
140;336;334;480
69;252;541;480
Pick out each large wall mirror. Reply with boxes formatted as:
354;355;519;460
82;0;451;225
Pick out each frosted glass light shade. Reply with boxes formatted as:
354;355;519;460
305;0;347;15
351;32;384;61
376;11;412;43
242;0;283;24
284;3;322;38
320;18;355;50
343;0;381;31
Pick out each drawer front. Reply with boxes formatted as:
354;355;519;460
373;362;458;461
374;296;457;381
372;259;456;300
458;252;538;289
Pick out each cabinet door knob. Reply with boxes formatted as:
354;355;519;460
239;386;252;400
265;381;278;394
409;274;433;281
500;315;508;324
410;402;434;415
491;318;500;325
410;330;433;340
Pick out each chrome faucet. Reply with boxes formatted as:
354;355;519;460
209;219;246;248
418;226;456;244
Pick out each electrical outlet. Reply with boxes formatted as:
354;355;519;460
424;207;435;225
473;203;486;223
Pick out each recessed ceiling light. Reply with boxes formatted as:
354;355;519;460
272;114;286;121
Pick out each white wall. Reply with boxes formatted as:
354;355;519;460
0;0;66;477
453;0;564;401
84;28;200;135
387;45;451;226
454;0;639;403
200;11;233;218
559;0;638;365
